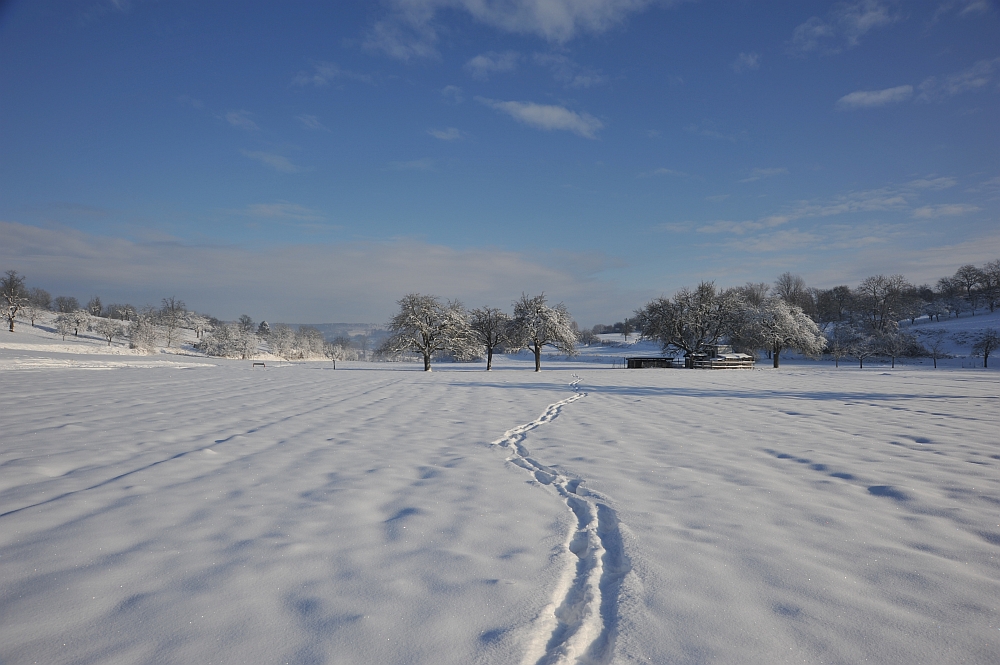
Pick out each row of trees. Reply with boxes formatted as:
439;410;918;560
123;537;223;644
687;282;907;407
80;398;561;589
634;262;1000;368
378;293;577;371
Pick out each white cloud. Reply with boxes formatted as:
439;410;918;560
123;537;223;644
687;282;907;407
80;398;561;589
464;51;520;80
365;0;663;59
476;97;603;138
292;61;372;87
241;203;324;221
739;167;789;183
427;127;466;141
441;85;464;103
648;168;687;177
836;84;913;109
790;0;900;54
240;151;301;173
533;52;607;88
918;58;1000;101
0;220;636;325
908;176;956;190
959;0;991;15
911;203;980;218
731;52;760;73
296;114;330;132
225;110;259;131
387;158;435;171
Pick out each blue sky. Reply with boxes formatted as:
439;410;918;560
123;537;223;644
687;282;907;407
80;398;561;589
1;0;997;325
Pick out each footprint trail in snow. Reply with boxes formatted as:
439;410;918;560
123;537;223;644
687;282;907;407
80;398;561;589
491;375;632;665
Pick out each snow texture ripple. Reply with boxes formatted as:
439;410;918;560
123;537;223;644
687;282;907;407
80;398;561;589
491;375;631;665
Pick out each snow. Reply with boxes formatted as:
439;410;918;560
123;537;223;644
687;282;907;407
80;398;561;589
1;319;999;664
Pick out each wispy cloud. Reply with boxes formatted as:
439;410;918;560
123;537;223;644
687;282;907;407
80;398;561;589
177;94;204;110
465;51;520;80
292;61;372;87
836;84;913;109
476;97;603;138
441;85;464;103
790;0;900;54
241;150;301;173
705;194;730;202
364;0;664;60
739;167;789;183
685;120;746;142
908;176;956;190
917;58;1000;101
731;52;760;73
911;203;980;218
533;52;607;88
241;202;324;221
427;127;466;141
387;158;435;171
225;110;259;131
643;168;687;178
295;114;330;131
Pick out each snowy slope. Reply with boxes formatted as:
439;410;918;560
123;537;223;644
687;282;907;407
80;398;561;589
1;339;999;663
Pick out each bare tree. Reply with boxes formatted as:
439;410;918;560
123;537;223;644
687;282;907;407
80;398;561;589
855;274;911;332
876;324;915;369
379;294;474;371
826;323;853;368
86;296;104;317
54;296;80;313
955;329;1000;368
509;293;577;372
915;328;949;368
469;306;510;370
979;260;1000;313
28;287;52;310
953;265;984;315
2;270;27;332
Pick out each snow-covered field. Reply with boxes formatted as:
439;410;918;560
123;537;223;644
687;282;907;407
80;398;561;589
1;316;999;664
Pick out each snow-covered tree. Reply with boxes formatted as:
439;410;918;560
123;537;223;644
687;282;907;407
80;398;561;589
198;323;258;359
737;297;826;368
636;282;742;357
70;309;90;337
94;317;124;346
54;314;74;340
469;306;510;370
268;324;296;359
128;310;159;352
2;270;27;332
379;293;475;371
86;296;104;317
160;297;186;347
847;328;878;369
257;320;271;337
509;293;577;372
875;324;915;369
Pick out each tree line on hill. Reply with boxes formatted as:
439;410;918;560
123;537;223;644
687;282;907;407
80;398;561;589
3;259;998;368
0;270;370;361
629;262;1000;368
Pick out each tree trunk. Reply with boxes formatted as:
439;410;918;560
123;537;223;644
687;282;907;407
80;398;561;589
773;344;781;369
423;352;432;371
533;342;541;372
859;357;864;369
486;347;493;371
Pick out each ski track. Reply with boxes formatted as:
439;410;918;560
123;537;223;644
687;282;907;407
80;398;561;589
490;375;632;665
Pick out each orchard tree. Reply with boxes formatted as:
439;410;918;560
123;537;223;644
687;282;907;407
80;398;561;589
739;298;826;368
855;274;910;333
54;296;80;313
94;317;123;346
826;323;854;368
979;260;1000;312
128;309;159;352
469;306;510;370
509;293;577;372
55;314;74;340
636;282;742;357
2;270;27;332
86;296;104;317
971;329;999;368
916;328;949;368
379;294;475;371
952;264;984;315
160;297;186;347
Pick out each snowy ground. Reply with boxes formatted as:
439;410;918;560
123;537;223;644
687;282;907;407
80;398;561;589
1;317;999;664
